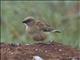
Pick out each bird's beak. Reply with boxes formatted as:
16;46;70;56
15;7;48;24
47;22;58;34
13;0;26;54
22;21;27;26
22;21;25;23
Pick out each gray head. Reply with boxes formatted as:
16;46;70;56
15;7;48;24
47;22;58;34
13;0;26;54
22;17;35;26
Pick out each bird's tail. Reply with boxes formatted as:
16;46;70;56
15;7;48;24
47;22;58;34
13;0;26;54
51;30;61;33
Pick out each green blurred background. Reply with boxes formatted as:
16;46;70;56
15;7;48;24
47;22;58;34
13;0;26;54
1;1;80;49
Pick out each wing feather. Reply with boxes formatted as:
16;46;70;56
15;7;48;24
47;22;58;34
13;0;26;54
35;20;54;32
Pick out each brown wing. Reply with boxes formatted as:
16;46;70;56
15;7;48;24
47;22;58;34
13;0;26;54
35;20;54;32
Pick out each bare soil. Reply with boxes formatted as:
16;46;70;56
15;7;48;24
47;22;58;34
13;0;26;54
0;42;80;60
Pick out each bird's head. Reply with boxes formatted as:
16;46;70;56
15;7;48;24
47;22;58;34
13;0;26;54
22;16;35;26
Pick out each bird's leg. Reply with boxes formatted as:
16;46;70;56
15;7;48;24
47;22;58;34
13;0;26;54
44;41;53;44
34;41;44;44
33;41;50;44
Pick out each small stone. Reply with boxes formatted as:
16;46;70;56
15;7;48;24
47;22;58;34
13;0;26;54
25;44;30;45
58;49;62;52
35;49;38;51
45;50;48;53
11;52;14;54
16;43;20;45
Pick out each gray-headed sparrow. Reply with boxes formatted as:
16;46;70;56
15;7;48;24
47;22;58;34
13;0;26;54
22;17;60;43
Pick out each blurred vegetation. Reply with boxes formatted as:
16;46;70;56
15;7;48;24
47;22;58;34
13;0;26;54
1;1;80;49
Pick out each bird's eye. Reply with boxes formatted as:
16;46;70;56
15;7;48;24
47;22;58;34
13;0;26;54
26;19;32;23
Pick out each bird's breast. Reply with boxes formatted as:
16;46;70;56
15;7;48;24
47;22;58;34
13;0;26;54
30;32;47;41
27;26;48;41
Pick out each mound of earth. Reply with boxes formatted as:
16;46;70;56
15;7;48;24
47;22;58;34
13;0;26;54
0;42;80;60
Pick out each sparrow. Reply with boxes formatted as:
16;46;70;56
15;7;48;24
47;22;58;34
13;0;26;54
22;17;60;43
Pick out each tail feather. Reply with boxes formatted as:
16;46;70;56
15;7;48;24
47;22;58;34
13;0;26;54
52;30;61;33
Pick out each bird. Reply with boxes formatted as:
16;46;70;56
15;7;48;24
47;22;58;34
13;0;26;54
22;16;60;44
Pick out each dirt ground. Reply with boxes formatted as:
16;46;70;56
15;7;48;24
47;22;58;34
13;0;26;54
0;42;80;60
